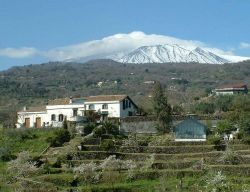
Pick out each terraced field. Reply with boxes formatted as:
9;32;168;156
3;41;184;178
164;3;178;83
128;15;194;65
29;136;250;191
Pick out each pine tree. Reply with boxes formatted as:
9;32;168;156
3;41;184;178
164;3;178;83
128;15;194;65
152;82;172;133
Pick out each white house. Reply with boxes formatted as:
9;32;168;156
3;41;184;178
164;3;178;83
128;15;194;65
214;84;248;95
84;95;138;121
16;95;138;128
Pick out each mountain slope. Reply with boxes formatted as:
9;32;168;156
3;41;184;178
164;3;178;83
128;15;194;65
114;44;230;64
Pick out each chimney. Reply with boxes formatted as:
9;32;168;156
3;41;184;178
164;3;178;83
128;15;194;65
23;106;27;111
69;96;73;104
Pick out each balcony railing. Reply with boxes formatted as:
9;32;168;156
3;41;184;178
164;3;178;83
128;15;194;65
68;116;87;122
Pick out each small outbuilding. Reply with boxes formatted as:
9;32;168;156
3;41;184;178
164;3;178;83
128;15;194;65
174;117;207;141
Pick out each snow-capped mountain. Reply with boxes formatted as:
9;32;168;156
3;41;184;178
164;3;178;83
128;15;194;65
112;44;230;64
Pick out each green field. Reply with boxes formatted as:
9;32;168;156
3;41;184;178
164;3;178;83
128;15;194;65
1;127;250;191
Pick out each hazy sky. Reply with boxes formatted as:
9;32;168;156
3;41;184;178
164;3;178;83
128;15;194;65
0;0;250;70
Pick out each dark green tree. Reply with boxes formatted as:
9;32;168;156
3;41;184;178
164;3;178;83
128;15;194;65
238;113;250;134
152;82;172;133
215;95;233;112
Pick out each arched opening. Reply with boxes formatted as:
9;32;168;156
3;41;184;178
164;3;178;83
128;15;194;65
58;114;64;122
51;114;56;121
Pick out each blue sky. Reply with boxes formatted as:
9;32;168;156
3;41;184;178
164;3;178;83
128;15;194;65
0;0;250;70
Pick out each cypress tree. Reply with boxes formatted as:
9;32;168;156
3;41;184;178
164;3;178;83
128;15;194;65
152;82;172;133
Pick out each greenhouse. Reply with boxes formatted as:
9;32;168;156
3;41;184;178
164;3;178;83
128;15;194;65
174;118;207;141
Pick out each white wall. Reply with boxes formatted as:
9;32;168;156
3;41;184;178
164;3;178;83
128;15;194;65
17;104;85;128
73;99;137;118
46;104;85;125
85;101;121;117
17;111;47;128
16;98;138;128
216;91;234;96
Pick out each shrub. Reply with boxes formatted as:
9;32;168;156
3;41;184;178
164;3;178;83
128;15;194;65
5;128;37;141
243;135;250;145
93;126;106;138
217;148;242;165
192;158;207;171
46;129;71;147
52;157;63;168
102;121;119;136
207;135;221;146
84;123;96;135
100;155;137;182
122;134;139;147
140;153;155;171
148;134;172;146
194;102;215;114
100;139;116;152
93;122;119;138
204;171;232;192
73;161;101;184
0;147;14;161
7;151;38;180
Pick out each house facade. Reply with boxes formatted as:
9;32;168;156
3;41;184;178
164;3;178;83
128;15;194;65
16;95;138;128
214;84;248;95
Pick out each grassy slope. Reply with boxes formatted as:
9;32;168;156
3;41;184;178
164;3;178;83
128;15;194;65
0;128;55;190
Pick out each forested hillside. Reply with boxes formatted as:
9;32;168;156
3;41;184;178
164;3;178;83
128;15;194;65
1;59;250;126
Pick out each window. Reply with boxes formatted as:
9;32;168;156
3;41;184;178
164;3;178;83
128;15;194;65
51;114;56;121
102;104;108;109
73;109;78;116
128;100;131;108
58;114;64;122
89;104;95;110
125;99;128;108
123;100;126;110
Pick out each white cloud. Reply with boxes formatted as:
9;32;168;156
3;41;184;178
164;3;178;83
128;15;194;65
45;31;208;60
239;42;250;49
0;31;243;61
0;47;38;58
45;31;239;61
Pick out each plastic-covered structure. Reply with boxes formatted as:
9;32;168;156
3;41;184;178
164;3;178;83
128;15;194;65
174;118;207;141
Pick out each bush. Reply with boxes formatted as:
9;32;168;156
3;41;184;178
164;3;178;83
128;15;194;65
52;157;63;168
7;151;38;180
208;135;221;146
193;102;215;114
100;139;116;152
102;121;119;136
0;147;14;161
217;148;242;165
243;135;250;145
93;126;106;138
46;129;71;147
73;161;101;184
122;134;139;147
84;123;96;135
5;128;37;141
93;122;119;138
148;134;172;146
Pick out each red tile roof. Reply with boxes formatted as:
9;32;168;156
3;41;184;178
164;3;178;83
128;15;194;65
217;83;247;89
48;98;71;105
20;106;46;112
85;95;127;102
